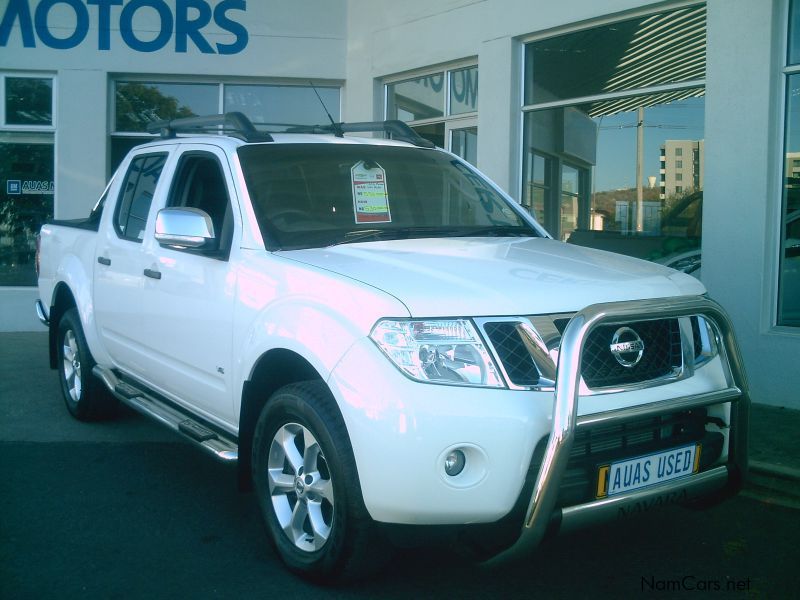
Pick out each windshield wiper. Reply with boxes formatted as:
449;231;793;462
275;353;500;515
327;229;391;247
453;225;536;238
326;225;535;247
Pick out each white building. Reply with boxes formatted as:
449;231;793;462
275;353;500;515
1;0;798;411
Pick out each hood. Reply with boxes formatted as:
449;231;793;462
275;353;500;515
279;238;706;317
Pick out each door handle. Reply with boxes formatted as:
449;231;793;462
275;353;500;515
143;268;162;280
97;257;111;266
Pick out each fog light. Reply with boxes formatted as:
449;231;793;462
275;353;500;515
444;449;466;477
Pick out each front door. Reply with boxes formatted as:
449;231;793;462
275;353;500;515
139;144;238;426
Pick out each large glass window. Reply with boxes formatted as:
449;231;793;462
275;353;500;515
778;1;800;326
1;74;55;286
114;82;218;133
5;78;53;126
111;80;341;172
522;6;705;272
386;65;478;165
0;138;54;285
387;75;445;122
449;67;479;115
224;85;339;126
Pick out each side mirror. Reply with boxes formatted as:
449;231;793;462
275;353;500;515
155;208;216;249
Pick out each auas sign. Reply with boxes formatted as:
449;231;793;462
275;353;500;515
0;0;248;54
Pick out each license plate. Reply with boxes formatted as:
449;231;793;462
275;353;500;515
596;443;701;498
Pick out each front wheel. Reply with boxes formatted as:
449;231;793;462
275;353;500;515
252;381;388;583
57;308;117;421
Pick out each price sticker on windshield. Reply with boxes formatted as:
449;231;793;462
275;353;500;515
351;161;392;224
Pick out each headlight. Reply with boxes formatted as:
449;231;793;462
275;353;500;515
691;315;720;366
369;319;505;388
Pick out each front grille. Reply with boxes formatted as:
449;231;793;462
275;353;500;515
581;318;682;388
528;409;725;508
481;316;683;390
569;410;706;460
482;322;539;386
691;316;704;359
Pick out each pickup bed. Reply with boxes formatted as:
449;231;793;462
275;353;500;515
36;113;749;582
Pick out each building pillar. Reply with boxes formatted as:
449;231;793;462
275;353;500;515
56;70;108;219
704;0;798;407
477;36;521;198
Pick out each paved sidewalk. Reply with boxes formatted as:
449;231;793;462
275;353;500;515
746;403;800;509
2;332;798;506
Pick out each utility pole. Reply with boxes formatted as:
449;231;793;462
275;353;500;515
635;106;644;233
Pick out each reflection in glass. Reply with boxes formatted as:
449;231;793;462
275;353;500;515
560;194;578;242
449;67;478;115
110;138;147;173
410;122;445;148
224;85;340;126
5;78;53;126
0;141;54;285
524;5;706;105
115;82;218;132
790;0;800;65
779;74;800;326
522;95;704;259
559;164;583;241
522;150;552;226
451;127;478;166
562;164;579;194
387;75;445;121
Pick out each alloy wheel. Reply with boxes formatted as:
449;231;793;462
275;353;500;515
62;329;82;402
267;422;335;552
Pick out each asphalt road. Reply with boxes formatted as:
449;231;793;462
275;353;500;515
2;333;798;598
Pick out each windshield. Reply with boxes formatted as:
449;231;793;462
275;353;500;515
237;144;540;250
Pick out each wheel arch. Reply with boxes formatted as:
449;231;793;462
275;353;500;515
48;283;78;369
237;348;328;490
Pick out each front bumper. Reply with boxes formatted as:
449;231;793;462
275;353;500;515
328;295;747;545
500;295;748;558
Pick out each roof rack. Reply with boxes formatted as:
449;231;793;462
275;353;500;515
146;113;435;148
146;112;274;142
284;120;435;148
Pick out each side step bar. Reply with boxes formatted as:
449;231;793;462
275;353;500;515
93;365;238;463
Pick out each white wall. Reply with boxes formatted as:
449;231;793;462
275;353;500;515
704;0;798;407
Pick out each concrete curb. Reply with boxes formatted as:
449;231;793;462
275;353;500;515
749;460;800;483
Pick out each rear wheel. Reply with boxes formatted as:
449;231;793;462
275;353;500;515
57;308;117;421
252;381;388;582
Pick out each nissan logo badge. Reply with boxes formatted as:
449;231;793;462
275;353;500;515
610;327;645;368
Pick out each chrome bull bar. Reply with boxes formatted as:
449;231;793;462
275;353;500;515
507;295;749;556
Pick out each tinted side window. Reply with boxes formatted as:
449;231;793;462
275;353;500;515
115;153;167;241
167;153;233;255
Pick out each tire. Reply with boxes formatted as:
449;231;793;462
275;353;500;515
252;381;388;583
57;307;117;421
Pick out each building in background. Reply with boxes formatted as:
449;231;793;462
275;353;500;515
1;0;797;411
660;140;704;200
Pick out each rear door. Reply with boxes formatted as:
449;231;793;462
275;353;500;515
93;150;170;374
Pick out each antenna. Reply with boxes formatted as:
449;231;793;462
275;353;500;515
309;81;343;137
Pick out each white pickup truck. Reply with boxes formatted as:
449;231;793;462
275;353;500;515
36;113;749;582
